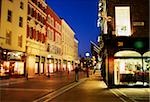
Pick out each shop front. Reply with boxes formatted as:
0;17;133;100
40;57;45;74
35;56;40;74
63;60;67;71
47;58;54;74
114;50;150;86
102;36;149;87
0;50;26;79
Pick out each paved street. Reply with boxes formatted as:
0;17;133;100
0;71;86;102
0;70;149;102
50;73;124;102
47;71;150;102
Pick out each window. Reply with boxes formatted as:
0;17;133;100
19;17;23;27
18;35;22;47
9;0;13;2
6;31;11;45
20;1;24;9
7;10;12;22
29;27;33;38
35;31;38;41
115;6;131;36
47;15;51;24
50;29;54;41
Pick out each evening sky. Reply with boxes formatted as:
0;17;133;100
47;0;100;57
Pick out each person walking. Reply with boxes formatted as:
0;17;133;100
75;64;79;82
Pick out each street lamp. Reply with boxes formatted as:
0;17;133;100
85;52;90;57
85;52;90;77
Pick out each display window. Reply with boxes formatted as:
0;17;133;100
40;63;44;73
35;63;39;74
0;61;24;78
47;58;54;74
114;50;149;86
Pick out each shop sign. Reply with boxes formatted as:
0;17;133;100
133;22;144;26
7;51;24;61
134;41;144;49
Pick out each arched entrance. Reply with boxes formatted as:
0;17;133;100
114;50;149;86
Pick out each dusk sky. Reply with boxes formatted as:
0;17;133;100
47;0;100;57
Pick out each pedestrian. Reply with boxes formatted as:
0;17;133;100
86;64;89;77
93;65;96;74
75;64;79;82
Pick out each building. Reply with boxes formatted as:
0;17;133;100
98;0;149;87
0;0;79;79
0;0;28;78
26;0;47;78
46;6;62;74
61;19;77;71
74;38;79;64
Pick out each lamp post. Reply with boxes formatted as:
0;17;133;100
85;52;90;77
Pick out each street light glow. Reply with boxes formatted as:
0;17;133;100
85;52;90;57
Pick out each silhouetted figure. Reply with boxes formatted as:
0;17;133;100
75;64;79;82
86;64;89;77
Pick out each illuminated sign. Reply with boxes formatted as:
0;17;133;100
133;22;144;26
115;7;131;36
134;41;144;49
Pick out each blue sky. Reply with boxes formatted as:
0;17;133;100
47;0;100;57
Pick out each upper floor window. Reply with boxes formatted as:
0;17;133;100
47;16;50;23
19;17;23;27
9;0;13;2
20;1;24;9
7;10;12;22
37;2;40;7
6;31;12;45
18;35;22;47
51;18;54;26
29;27;33;38
47;29;54;41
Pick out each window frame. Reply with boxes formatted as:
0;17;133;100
7;10;12;22
19;16;23;27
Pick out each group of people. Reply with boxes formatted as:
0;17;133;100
74;64;90;82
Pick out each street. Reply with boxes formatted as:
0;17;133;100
0;70;149;102
49;71;150;102
0;71;86;102
50;74;123;102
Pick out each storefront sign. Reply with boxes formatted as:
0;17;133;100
7;51;24;61
133;22;144;26
134;41;144;49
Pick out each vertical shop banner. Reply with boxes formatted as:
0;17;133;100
115;6;131;36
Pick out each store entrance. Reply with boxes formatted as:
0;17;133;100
114;50;149;86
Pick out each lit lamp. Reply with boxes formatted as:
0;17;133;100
85;52;90;57
85;52;90;77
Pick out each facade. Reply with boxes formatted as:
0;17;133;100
26;0;47;78
46;6;62;74
0;0;28;78
0;0;79;79
74;38;79;63
62;19;76;71
98;0;149;87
